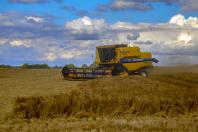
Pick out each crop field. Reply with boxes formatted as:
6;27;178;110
0;66;198;131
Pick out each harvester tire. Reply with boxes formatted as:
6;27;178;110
139;71;147;77
62;66;70;79
112;64;128;76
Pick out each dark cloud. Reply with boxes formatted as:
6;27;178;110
134;40;153;45
98;0;157;12
178;0;198;12
111;0;153;11
62;5;100;17
97;0;198;12
72;34;100;40
75;10;101;17
8;0;62;4
127;32;140;40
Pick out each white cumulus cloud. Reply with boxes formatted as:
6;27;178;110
65;16;108;35
25;16;44;23
9;39;31;48
44;52;57;62
169;14;198;28
177;32;193;45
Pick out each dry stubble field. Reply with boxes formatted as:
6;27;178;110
0;66;198;131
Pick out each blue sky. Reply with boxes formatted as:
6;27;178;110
1;0;198;24
0;0;198;66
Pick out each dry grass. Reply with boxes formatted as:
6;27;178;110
1;116;198;132
0;66;198;131
0;68;80;119
11;73;198;119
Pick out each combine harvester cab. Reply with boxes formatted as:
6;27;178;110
62;44;158;80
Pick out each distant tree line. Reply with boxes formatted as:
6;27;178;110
0;64;12;68
21;64;50;69
0;64;50;69
0;63;97;69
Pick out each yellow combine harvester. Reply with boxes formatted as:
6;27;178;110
62;44;158;79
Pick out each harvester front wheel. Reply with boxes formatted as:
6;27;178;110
139;71;147;77
62;66;70;79
112;64;128;76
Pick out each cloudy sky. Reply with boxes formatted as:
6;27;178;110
0;0;198;66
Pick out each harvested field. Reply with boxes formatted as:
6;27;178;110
12;73;198;119
0;69;81;119
0;66;198;131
